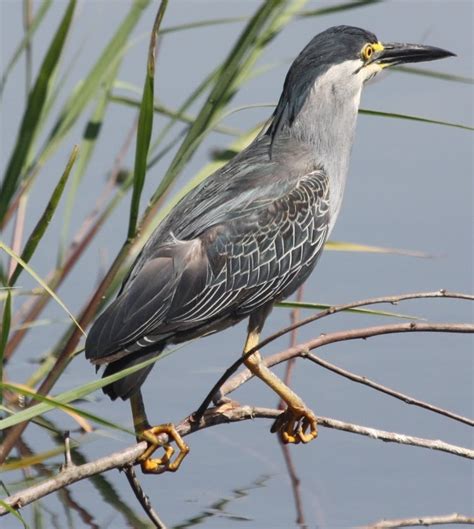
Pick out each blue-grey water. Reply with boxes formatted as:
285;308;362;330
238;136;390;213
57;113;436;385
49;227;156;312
1;1;472;528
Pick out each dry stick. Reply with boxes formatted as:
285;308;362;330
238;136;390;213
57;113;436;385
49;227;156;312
196;317;474;423
4;119;138;362
123;465;167;529
304;352;473;427
0;122;142;463
279;441;307;528
278;285;308;528
256;290;474;355
219;322;474;399
16;437;99;529
1;405;473;515
362;512;474;528
0;241;130;464
0;168;36;231
0;87;191;461
7;194;27;279
122;2;169;525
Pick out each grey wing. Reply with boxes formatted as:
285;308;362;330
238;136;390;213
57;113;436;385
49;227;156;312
85;169;330;363
167;169;331;324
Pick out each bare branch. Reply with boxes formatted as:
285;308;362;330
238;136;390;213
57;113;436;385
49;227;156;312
304;352;473;427
362;512;474;528
1;405;472;515
258;290;474;355
218;322;474;407
123;465;167;529
316;415;474;458
278;285;307;527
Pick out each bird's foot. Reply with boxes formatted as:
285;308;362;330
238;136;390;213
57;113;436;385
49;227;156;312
271;406;318;444
138;423;190;474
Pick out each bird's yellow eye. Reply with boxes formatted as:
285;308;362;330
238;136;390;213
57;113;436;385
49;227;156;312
361;44;374;61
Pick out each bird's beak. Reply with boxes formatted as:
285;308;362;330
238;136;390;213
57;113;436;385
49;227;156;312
372;42;455;68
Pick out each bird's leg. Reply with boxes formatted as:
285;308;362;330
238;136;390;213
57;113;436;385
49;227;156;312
131;391;190;474
243;319;318;444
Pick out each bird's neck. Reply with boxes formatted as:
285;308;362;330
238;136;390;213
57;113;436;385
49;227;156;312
283;79;363;233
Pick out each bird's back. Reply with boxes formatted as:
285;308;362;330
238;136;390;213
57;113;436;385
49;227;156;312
85;134;330;372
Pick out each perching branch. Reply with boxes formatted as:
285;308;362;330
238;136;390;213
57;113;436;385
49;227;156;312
257;289;474;355
1;405;473;515
362;512;474;528
200;321;474;419
1;296;472;520
193;291;473;418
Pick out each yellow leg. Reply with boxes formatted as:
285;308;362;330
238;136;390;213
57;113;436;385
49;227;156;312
243;327;318;444
131;391;190;474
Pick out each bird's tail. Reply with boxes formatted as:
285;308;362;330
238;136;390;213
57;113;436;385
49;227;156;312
101;347;164;401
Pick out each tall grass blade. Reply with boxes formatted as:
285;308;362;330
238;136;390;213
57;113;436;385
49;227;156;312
160;16;247;35
9;146;78;286
0;352;167;430
0;383;134;437
0;243;85;336
276;300;421;320
0;353;163;428
360;108;474;131
0;0;76;224
110;93;240;136
0;292;12;406
0;0;52;97
59;64;121;259
0;499;29;528
325;240;431;257
394;65;474;85
148;0;307;209
128;0;168;239
71;451;151;529
1;446;65;472
299;0;381;17
38;0;151;167
147;64;220;166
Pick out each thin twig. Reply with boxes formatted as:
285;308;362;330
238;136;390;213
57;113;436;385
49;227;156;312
279;443;307;529
23;0;33;100
63;431;73;469
8;194;28;280
123;465;167;529
255;290;474;356
1;405;472;515
0;133;140;462
361;512;474;528
197;320;474;421
16;436;99;529
4;120;138;363
278;285;308;528
304;352;473;427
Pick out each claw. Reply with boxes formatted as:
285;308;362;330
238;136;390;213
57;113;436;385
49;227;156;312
138;423;190;474
271;407;318;445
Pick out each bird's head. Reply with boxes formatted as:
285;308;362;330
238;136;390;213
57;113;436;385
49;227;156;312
268;25;455;140
295;25;455;83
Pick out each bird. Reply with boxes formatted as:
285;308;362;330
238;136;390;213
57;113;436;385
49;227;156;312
85;25;454;474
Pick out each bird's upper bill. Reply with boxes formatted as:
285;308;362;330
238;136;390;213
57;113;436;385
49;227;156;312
363;41;455;68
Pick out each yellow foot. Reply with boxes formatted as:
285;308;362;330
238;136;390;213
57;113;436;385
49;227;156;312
271;407;318;444
138;423;190;474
